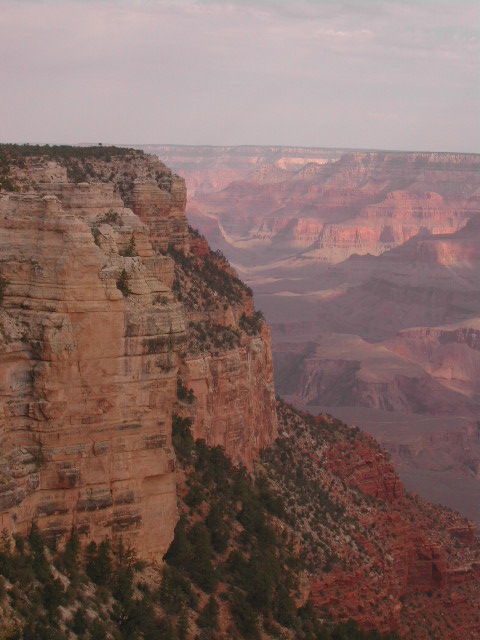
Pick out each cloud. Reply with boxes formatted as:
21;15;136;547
0;0;478;151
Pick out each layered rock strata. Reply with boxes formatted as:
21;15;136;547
158;148;480;266
269;402;480;639
0;188;184;561
170;232;278;469
0;146;277;558
182;325;277;468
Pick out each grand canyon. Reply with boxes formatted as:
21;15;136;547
145;145;480;527
2;0;478;636
1;144;479;639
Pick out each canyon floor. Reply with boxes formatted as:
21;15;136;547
147;144;480;526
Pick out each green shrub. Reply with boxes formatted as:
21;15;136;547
231;591;260;640
172;414;194;462
205;502;230;553
159;564;196;615
197;595;219;630
176;377;193;402
71;606;88;635
116;269;130;296
120;234;137;257
239;310;264;336
86;540;112;586
187;522;218;592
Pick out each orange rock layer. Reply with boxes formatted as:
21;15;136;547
0;150;277;559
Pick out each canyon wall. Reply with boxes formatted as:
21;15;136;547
0;147;277;558
182;326;277;468
145;145;480;527
0;186;183;561
150;147;480;266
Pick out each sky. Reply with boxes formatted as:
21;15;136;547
0;0;479;152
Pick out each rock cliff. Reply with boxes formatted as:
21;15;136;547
0;145;277;560
1;145;480;639
168;233;277;469
266;401;480;639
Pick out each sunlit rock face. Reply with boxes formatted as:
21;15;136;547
0;152;187;561
0;148;279;558
182;326;277;469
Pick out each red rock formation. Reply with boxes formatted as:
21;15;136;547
129;179;189;252
271;403;480;639
182;325;277;469
327;439;404;501
0;148;278;558
178;150;480;264
0;187;184;561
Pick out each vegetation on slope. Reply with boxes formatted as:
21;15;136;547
168;238;252;309
158;413;399;640
262;401;480;639
167;228;264;357
0;414;398;640
0;144;174;198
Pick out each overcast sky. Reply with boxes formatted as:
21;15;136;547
1;0;479;152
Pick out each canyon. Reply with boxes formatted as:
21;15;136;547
146;144;480;526
1;145;480;639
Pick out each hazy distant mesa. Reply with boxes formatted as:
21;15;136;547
150;144;480;525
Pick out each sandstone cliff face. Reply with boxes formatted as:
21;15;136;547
0;187;184;561
182;326;277;468
0;146;277;558
168;231;278;470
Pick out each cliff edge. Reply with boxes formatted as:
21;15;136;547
0;145;277;560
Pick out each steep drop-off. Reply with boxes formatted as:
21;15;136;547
0;145;276;561
2;145;480;640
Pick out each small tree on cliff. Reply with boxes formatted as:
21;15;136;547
116;269;130;296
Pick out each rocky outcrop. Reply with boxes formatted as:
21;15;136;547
128;180;189;252
182;326;277;468
169;230;278;470
0;146;278;558
269;402;480;639
327;438;404;501
0;187;184;561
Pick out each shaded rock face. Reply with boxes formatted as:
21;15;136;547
0;147;278;558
